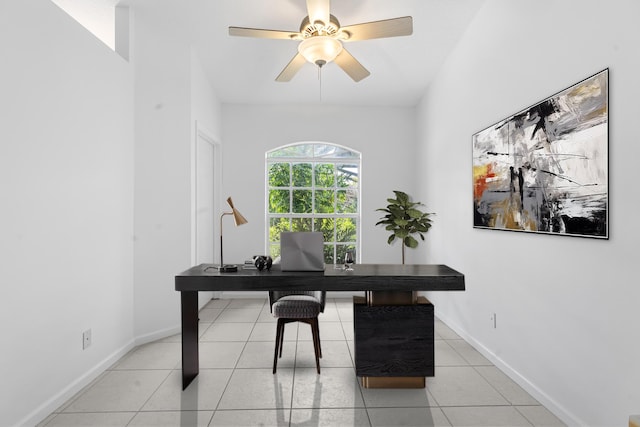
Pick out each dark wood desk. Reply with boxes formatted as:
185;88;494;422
175;264;465;389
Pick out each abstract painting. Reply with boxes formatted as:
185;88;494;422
472;69;608;238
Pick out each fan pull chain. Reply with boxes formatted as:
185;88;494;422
318;65;322;102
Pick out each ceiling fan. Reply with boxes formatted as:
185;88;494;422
229;0;413;82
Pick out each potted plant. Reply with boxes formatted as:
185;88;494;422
376;190;434;264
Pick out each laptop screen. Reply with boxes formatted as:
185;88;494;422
280;232;325;271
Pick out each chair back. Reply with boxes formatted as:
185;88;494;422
269;290;326;313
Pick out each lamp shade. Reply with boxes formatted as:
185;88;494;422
298;36;343;66
226;197;248;226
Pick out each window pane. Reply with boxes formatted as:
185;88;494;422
268;144;314;158
313;144;333;158
315;218;335;243
292;217;312;231
269;190;290;213
337;164;358;188
314;164;335;187
268;163;290;186
314;144;359;159
323;244;335;264
337;189;358;213
336;218;356;242
270;243;281;260
315;190;335;213
269;217;290;242
292;189;312;213
269;143;359;159
292;163;312;187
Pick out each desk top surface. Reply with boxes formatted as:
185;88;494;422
175;264;465;292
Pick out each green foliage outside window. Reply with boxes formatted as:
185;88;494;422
267;143;360;264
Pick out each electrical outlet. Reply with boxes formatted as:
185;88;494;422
491;313;497;329
83;329;92;350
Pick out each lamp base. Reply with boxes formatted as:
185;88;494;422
217;265;238;273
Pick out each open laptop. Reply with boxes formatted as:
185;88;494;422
280;232;325;271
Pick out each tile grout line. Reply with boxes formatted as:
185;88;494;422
287;313;301;427
212;299;264;420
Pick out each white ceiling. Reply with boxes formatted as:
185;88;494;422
139;0;485;107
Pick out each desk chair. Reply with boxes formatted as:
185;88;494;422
269;290;326;374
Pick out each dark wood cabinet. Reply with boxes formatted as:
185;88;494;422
354;296;434;380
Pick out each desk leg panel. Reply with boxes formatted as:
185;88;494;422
181;291;199;390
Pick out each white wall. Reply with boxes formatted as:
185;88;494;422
133;0;223;339
191;50;223;144
220;104;417;266
132;0;191;340
0;1;135;426
416;0;640;425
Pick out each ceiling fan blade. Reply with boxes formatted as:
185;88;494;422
276;53;307;82
306;0;330;26
340;16;413;41
334;48;370;82
229;26;299;40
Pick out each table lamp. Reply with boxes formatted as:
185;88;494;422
217;197;248;272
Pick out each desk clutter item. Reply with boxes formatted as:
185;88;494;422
253;255;273;271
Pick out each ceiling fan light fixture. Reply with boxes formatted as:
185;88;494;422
298;36;343;66
229;1;412;82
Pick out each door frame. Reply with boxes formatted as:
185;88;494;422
192;121;222;301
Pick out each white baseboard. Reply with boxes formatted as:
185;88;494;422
134;324;181;347
19;339;136;427
434;309;583;426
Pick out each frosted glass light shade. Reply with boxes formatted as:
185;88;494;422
298;36;343;66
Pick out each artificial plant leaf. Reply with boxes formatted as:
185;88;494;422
394;191;409;205
388;206;403;215
407;208;423;218
396;229;409;238
405;235;418;248
387;234;396;244
394;218;409;226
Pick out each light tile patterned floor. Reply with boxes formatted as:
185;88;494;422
39;298;566;427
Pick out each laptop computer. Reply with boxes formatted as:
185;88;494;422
280;232;325;271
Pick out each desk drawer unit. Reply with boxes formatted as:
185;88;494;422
354;296;434;385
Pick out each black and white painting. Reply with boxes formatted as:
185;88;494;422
472;69;608;238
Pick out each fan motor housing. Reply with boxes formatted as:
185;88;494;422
300;14;341;38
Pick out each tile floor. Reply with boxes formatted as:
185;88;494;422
40;298;566;427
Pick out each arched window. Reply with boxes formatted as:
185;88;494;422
266;142;361;264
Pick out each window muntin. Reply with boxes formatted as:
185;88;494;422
266;143;360;264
